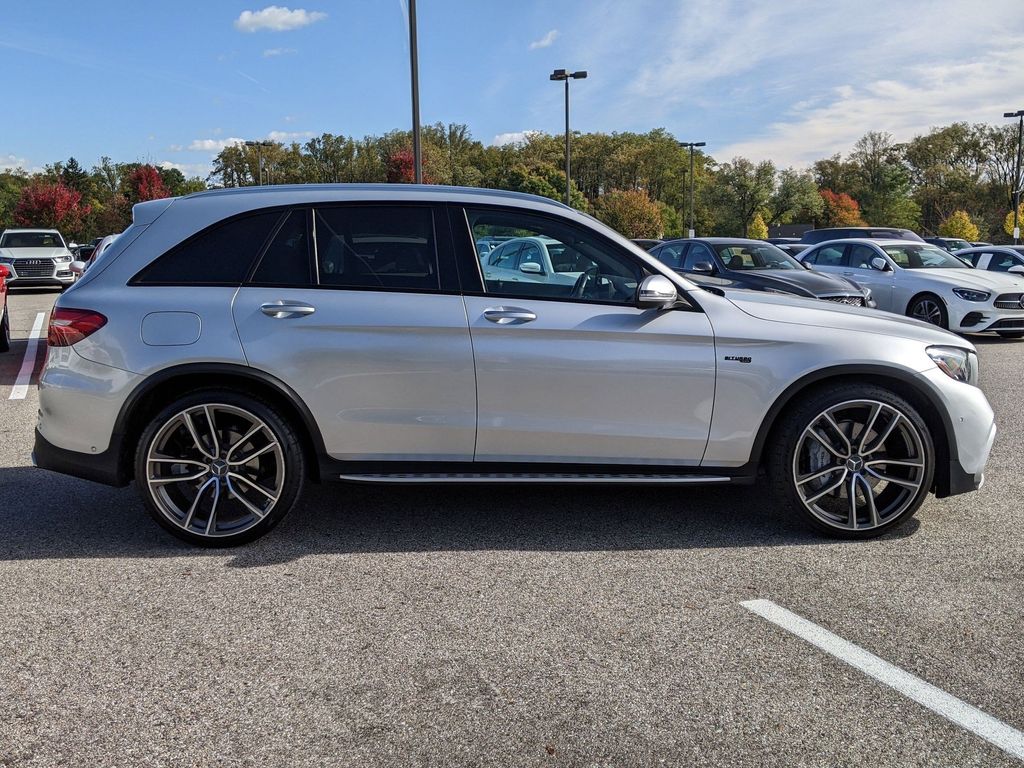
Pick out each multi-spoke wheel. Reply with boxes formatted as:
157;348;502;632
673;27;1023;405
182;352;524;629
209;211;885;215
908;294;948;329
135;391;305;546
770;385;934;538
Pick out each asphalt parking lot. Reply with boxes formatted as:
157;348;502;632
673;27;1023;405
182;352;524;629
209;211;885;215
2;288;1023;767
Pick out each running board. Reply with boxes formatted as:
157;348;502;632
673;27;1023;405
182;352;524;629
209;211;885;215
337;472;734;484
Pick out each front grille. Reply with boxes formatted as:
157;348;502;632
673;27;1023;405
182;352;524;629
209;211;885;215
995;293;1024;309
990;318;1024;330
13;259;55;278
822;295;864;307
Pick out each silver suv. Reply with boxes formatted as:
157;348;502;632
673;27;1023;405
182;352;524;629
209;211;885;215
35;185;996;546
0;228;77;289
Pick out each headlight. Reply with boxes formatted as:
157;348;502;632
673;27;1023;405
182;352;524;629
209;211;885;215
952;287;990;302
0;256;12;264
927;346;979;386
55;255;72;263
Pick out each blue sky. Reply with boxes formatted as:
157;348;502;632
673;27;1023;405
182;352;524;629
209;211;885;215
2;0;1023;178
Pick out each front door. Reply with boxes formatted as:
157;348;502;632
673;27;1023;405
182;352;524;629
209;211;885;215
458;205;716;466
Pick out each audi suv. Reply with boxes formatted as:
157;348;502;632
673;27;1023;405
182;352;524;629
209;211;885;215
0;228;76;289
34;185;996;545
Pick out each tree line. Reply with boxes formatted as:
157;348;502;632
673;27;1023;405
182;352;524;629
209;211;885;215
2;121;1021;243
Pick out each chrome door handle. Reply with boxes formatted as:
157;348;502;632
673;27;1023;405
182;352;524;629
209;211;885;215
483;306;537;325
260;301;316;318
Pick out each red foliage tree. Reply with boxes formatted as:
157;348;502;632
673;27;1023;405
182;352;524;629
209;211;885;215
818;189;866;227
386;147;435;184
13;182;91;237
127;164;170;202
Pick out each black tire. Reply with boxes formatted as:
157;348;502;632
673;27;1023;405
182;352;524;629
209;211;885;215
134;389;306;546
907;293;948;329
996;331;1024;339
768;383;935;539
0;305;9;353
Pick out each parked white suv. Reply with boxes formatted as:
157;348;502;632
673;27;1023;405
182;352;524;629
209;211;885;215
0;228;76;289
35;185;996;545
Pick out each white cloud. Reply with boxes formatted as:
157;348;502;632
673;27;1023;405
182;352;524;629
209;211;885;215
492;130;540;147
168;144;184;152
529;29;559;50
234;6;326;33
0;153;29;171
267;130;314;141
263;47;297;57
717;46;1024;167
283;115;297;123
187;137;246;151
158;160;211;176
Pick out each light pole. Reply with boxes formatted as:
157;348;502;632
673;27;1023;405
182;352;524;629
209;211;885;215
409;0;422;183
549;69;587;206
679;141;706;238
1005;110;1024;244
244;140;273;186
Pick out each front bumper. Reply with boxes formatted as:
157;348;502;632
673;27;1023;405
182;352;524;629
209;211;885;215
950;304;1024;333
3;259;76;285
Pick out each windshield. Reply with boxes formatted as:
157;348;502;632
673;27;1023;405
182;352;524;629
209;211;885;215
884;244;968;269
714;242;801;271
0;231;66;249
945;239;971;251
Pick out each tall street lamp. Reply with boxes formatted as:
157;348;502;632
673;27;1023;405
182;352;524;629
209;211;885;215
244;140;274;186
1005;110;1024;244
679;141;706;238
549;69;587;206
409;0;422;184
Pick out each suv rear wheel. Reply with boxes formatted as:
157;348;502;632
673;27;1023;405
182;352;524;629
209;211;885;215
770;385;935;538
135;390;306;546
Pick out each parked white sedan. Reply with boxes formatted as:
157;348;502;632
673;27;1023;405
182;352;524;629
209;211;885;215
481;236;585;288
955;245;1024;275
799;239;1024;338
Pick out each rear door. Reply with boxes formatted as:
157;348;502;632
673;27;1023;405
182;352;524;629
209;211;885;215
455;205;716;466
232;203;477;462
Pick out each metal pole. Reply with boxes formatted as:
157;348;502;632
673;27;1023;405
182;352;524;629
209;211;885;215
1014;114;1023;244
409;0;422;184
688;145;695;238
564;77;571;206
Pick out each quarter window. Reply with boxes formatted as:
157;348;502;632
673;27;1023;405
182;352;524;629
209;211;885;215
314;206;439;291
135;211;282;285
468;207;644;304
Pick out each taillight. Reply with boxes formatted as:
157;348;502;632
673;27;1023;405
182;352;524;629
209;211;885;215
48;308;107;347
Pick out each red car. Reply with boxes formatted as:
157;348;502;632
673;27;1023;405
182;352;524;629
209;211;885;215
0;263;9;352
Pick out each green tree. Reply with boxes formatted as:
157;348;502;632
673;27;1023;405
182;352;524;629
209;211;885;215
767;168;823;225
594;189;663;238
938;210;980;240
748;212;769;239
710;157;776;236
1004;204;1024;237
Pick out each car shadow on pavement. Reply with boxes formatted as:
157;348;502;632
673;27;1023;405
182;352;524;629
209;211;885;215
0;466;919;565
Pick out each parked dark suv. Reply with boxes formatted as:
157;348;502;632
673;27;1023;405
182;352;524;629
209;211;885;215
801;227;923;244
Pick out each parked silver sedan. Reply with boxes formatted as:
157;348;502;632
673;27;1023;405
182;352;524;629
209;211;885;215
34;186;995;545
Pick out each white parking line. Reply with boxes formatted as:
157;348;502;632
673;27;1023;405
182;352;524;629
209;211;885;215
9;311;46;400
742;599;1024;762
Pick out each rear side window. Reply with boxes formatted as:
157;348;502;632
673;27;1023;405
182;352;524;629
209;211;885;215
250;210;312;286
135;211;282;285
314;206;439;291
807;244;845;266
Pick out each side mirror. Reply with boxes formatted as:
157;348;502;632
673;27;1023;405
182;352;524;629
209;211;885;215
70;260;87;275
0;264;8;280
1008;265;1024;275
870;256;890;272
519;262;543;274
693;261;714;274
637;274;678;309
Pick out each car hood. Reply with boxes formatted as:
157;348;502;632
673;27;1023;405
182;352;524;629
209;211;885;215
0;247;69;259
733;268;862;296
901;268;1024;292
725;289;972;348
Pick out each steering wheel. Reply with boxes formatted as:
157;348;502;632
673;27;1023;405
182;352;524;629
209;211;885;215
571;265;600;299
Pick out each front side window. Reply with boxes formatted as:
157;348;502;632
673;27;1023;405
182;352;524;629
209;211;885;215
251;210;311;286
314;206;439;291
848;245;878;269
989;253;1019;272
684;243;716;270
883;244;966;269
135;211;282;285
469;207;644;304
655;242;687;269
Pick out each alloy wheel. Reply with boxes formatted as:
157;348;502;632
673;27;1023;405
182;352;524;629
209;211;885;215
145;403;285;539
791;399;927;531
911;298;944;326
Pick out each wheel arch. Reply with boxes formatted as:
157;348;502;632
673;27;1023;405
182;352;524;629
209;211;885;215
113;362;325;484
905;290;947;318
750;364;957;497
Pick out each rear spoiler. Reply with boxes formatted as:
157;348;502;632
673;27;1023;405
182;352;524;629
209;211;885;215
132;197;176;226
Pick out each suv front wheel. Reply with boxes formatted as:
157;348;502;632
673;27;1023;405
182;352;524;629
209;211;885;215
135;390;306;546
770;385;935;538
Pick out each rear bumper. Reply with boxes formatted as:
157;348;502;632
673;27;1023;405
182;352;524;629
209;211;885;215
32;428;129;487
